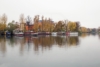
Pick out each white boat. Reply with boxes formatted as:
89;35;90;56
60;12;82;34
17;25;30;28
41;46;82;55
13;30;24;37
69;32;78;36
51;32;57;36
31;32;38;36
57;32;65;35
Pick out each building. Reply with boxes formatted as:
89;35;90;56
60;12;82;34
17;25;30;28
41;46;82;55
25;24;34;31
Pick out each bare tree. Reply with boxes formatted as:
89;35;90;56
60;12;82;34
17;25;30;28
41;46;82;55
19;14;25;31
19;14;25;23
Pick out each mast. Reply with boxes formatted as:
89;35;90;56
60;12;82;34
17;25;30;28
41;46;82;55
26;16;30;31
42;16;44;32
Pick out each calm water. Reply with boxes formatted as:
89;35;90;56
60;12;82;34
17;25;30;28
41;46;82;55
0;34;100;67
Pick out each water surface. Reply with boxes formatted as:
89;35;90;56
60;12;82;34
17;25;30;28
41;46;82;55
0;34;100;67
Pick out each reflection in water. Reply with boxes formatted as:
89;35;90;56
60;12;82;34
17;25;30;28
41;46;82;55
80;33;88;38
80;33;98;38
66;36;79;46
32;36;55;52
33;36;80;53
0;35;80;55
6;36;26;55
0;34;100;67
0;36;6;56
98;34;100;39
55;36;67;47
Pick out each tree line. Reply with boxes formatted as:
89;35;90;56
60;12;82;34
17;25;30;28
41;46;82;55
0;14;98;33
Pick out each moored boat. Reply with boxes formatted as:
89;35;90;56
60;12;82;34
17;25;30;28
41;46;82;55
38;32;46;35
51;32;57;36
24;31;31;36
57;32;65;35
46;32;51;35
13;30;24;37
67;32;78;36
6;31;11;36
14;32;24;36
31;32;38;36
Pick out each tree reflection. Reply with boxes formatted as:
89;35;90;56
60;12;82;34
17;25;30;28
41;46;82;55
0;35;80;55
11;36;26;55
0;36;6;56
91;33;96;36
32;36;55;53
98;34;100;39
19;37;26;55
80;33;98;38
66;36;79;46
32;36;79;52
55;36;67;47
80;33;87;38
7;36;15;47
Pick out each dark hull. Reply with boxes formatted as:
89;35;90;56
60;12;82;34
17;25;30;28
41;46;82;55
24;32;38;36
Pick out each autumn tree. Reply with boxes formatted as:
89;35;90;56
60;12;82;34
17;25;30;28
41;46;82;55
48;18;55;32
33;15;40;32
63;20;68;32
20;14;25;23
7;20;18;32
0;14;7;31
75;22;80;32
0;16;2;31
19;14;25;31
67;21;76;32
80;27;88;33
42;18;47;32
54;21;64;32
42;18;54;32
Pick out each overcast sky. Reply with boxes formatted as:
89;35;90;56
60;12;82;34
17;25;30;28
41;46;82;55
0;0;100;28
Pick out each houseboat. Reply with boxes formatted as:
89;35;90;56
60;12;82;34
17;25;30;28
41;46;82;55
57;32;65;35
47;32;51;35
24;31;38;36
6;31;11;36
13;30;24;37
51;32;57;36
67;32;78;36
30;31;38;36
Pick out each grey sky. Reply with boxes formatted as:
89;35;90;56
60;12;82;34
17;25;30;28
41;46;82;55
0;0;100;28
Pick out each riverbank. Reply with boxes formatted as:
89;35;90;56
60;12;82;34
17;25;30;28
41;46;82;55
4;31;80;37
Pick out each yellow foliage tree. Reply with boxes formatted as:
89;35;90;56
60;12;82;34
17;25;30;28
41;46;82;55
33;15;55;32
19;14;25;31
80;27;88;32
33;15;39;32
67;21;76;32
38;16;55;32
0;14;7;31
54;21;64;32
